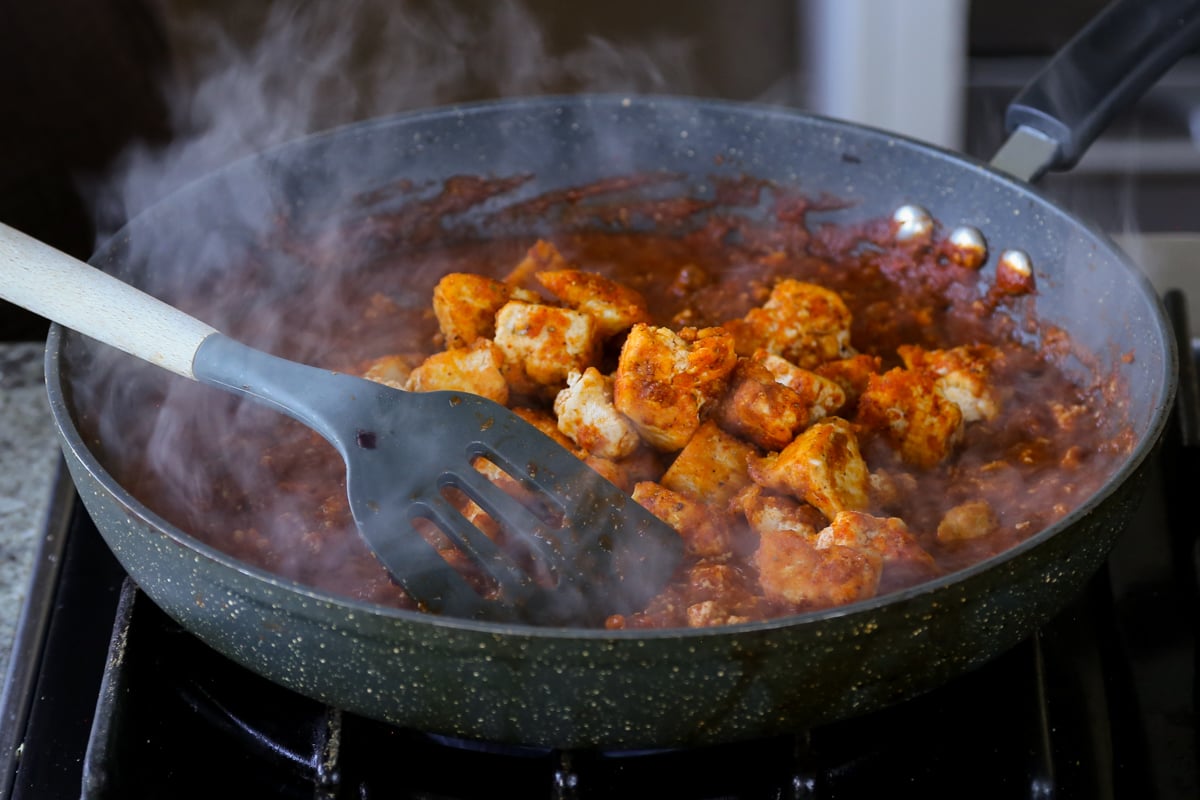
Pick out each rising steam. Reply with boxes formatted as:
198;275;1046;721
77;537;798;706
83;0;698;240
70;0;703;608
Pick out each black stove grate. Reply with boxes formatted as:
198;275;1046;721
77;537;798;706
74;570;1150;799
65;559;1161;800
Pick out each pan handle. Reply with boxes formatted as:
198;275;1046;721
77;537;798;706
992;0;1200;182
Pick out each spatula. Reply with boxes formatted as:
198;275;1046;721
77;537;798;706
0;221;684;626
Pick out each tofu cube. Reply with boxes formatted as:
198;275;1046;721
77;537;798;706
660;420;755;507
814;353;883;407
714;358;809;451
816;510;940;589
631;481;729;558
855;367;964;468
897;344;1002;423
754;524;881;608
725;279;855;368
361;353;421;390
746;417;870;521
753;350;847;423
936;499;999;543
494;301;601;393
432;273;522;350
613;324;737;452
403;339;509;405
537;268;651;339
553;368;641;460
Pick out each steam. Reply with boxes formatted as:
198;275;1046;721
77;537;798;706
83;0;698;238
72;0;703;609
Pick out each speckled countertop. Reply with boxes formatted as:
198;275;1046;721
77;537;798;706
0;343;61;685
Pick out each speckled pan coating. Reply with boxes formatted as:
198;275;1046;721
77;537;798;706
44;97;1176;749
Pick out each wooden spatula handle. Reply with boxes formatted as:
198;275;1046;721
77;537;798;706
0;221;218;379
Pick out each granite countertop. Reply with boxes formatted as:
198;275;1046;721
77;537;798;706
0;343;61;685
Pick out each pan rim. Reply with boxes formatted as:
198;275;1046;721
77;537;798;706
43;92;1180;641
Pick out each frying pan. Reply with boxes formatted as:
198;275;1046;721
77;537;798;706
43;0;1186;748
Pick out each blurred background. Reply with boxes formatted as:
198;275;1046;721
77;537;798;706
2;0;1196;338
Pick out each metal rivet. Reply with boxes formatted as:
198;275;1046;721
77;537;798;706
998;249;1032;276
946;226;987;269
995;249;1036;295
892;204;933;241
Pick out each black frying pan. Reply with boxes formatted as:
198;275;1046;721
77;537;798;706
43;0;1187;748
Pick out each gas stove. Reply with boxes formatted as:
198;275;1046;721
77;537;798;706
1;295;1196;799
6;65;1200;791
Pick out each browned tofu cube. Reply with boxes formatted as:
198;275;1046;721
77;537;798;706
660;420;755;507
936;499;999;543
816;510;940;590
724;279;855;368
631;481;729;558
754;525;881;608
897;344;1002;423
753;350;847;422
737;485;824;539
746;417;870;521
361;353;421;390
404;339;509;405
715;358;809;450
682;563;757;627
504;239;573;286
553;368;641;460
814;353;883;407
432;273;524;350
613;324;737;452
855;367;964;468
494;301;601;393
680;326;742;394
536;269;651;339
686;600;752;628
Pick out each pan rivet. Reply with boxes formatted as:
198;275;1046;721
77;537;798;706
995;249;1037;295
892;204;933;241
946;226;987;269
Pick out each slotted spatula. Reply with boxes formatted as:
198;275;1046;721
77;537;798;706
0;221;684;626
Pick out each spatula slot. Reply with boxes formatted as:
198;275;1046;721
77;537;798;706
466;455;567;529
407;515;501;598
406;492;538;610
437;483;559;590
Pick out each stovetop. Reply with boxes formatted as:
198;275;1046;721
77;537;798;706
1;296;1196;799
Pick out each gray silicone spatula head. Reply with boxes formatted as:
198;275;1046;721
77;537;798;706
195;334;685;626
